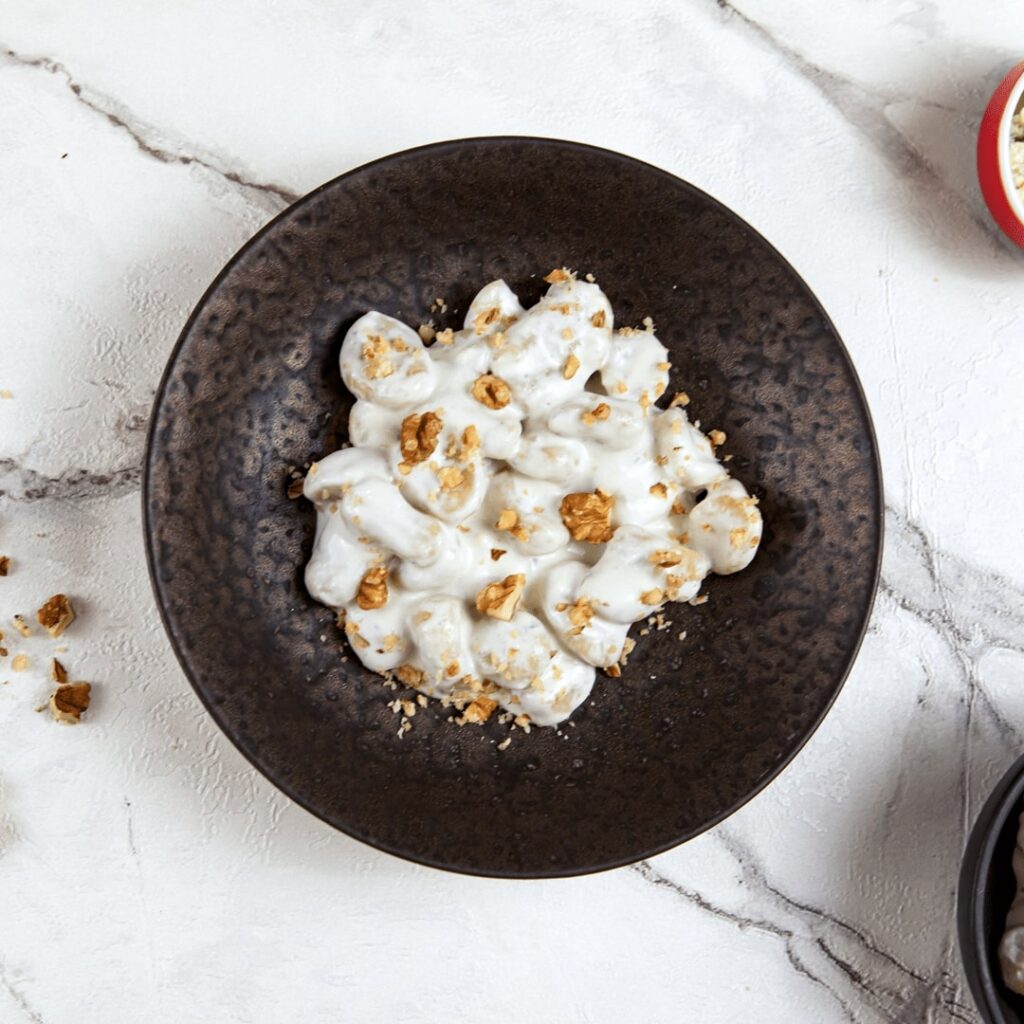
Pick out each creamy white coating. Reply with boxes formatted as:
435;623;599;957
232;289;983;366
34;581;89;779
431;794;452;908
303;272;763;727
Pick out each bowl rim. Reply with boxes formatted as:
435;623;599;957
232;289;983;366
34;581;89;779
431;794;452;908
142;135;884;877
959;751;1024;1022
997;74;1024;223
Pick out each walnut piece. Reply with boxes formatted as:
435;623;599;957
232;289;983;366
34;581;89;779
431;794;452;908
37;594;75;638
556;596;594;636
399;411;442;470
12;615;31;638
0;556;9;576
395;664;424;688
559;490;615;543
580;402;611;426
641;588;664;605
12;654;29;671
461;695;498;724
544;267;572;283
475;574;526;621
50;682;91;724
490;548;506;561
361;335;394;379
52;658;68;683
708;429;727;448
649;482;668;498
356;567;389;610
669;391;690;408
471;374;511;410
286;477;304;499
591;310;606;329
473;306;501;335
562;354;580;379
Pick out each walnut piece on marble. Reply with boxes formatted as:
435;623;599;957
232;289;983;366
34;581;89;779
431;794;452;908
559;490;614;543
475;574;526;621
356;567;389;610
51;658;68;683
398;411;442;471
49;682;91;724
37;594;75;638
0;556;9;576
471;374;511;410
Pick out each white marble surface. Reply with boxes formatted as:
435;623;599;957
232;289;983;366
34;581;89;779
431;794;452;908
2;2;1024;1021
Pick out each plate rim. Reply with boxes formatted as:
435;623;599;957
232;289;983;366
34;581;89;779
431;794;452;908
143;135;885;878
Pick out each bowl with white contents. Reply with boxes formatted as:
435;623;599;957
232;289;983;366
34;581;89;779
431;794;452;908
978;61;1024;248
145;137;882;876
959;754;1024;1023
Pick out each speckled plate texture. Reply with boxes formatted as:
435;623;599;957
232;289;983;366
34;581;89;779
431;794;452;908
144;137;882;878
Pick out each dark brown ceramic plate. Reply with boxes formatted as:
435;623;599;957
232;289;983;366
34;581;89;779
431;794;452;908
144;137;882;877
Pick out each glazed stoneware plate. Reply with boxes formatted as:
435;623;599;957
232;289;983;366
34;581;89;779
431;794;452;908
144;137;882;877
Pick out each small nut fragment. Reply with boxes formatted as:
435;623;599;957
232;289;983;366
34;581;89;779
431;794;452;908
709;429;727;448
475;574;526;621
473;306;501;335
361;335;394;379
399;411;442;469
38;594;76;638
0;556;9;576
563;354;580;379
641;588;664;606
556;596;594;636
417;322;435;343
286;478;304;499
559;490;614;543
669;391;690;408
580;402;611;426
591;310;606;329
490;548;507;561
12;653;29;671
395;664;425;688
12;615;31;638
52;658;69;683
650;549;684;568
49;682;91;724
435;328;455;346
495;509;530;542
461;695;498;724
471;374;511;410
356;567;389;610
649;482;668;498
606;663;621;678
544;267;571;283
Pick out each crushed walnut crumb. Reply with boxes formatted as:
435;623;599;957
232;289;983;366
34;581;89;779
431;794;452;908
669;391;691;408
708;429;727;448
473;306;501;335
356;566;389;610
563;354;580;379
471;373;511;409
544;267;572;284
649;482;668;498
490;548;506;561
11;653;29;671
606;663;621;678
49;682;91;724
580;402;611;426
560;490;614;543
287;477;304;499
475;574;526;621
556;596;594;636
51;658;68;683
495;508;530;542
497;736;512;751
461;695;498;724
0;556;9;576
361;335;394;379
417;322;436;343
641;588;664;606
12;615;31;638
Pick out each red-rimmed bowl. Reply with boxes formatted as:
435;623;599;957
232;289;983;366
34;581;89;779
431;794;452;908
978;61;1024;248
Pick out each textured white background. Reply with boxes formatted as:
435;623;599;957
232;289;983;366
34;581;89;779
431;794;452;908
2;2;1024;1021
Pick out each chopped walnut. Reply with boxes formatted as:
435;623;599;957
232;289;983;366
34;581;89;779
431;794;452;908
605;663;621;678
361;335;394;379
37;595;75;638
395;664;424;688
641;588;664;605
12;653;29;671
51;658;69;683
556;596;594;636
461;695;498;724
471;374;511;409
435;328;455;346
709;429;727;448
669;391;690;408
437;466;467;492
475;574;526;621
356;567;389;610
287;477;304;499
473;306;501;335
446;424;481;462
563;354;580;379
417;322;436;343
650;549;684;568
649;482;668;498
591;310;606;329
49;682;91;724
490;548;506;561
544;267;572;283
494;508;530;542
399;411;442;470
12;615;31;638
0;556;9;576
580;402;611;426
559;490;614;543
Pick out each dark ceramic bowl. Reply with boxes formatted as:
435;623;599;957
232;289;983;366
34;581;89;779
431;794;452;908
959;754;1024;1022
144;137;882;877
